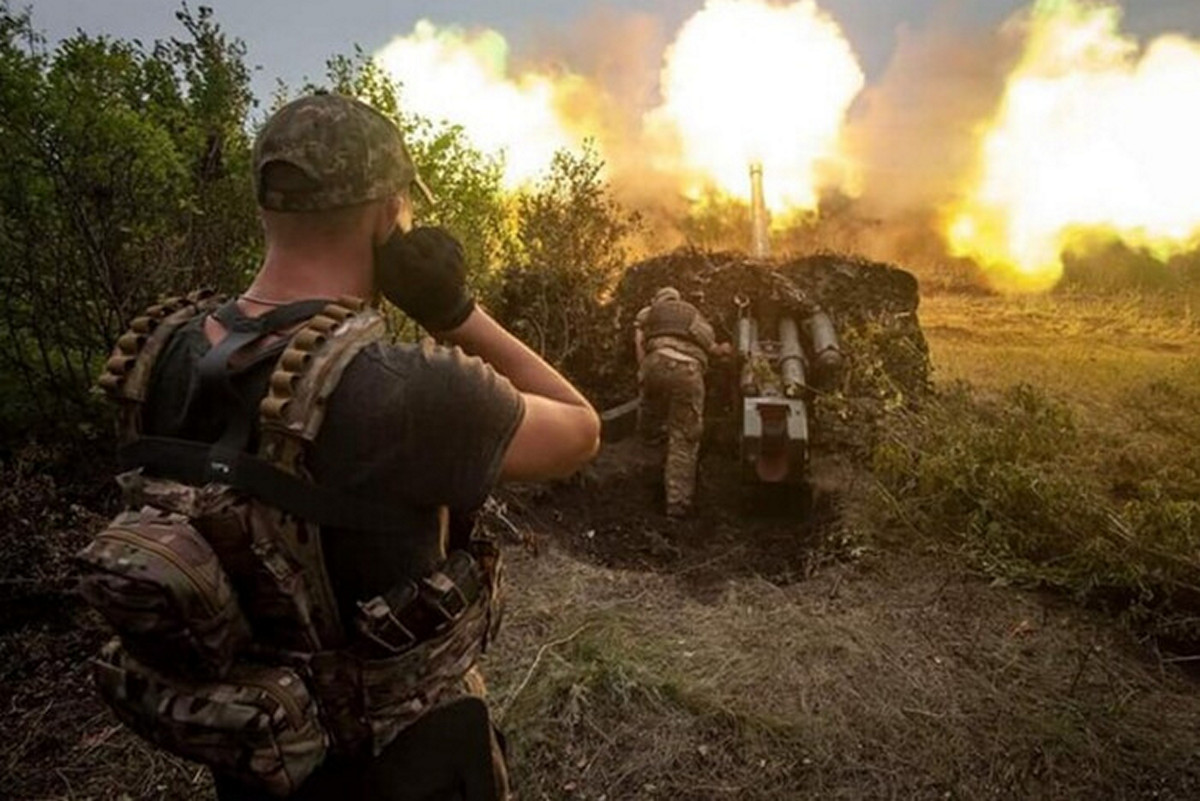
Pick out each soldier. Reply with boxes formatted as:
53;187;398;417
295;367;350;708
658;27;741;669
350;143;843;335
635;287;730;517
82;93;599;800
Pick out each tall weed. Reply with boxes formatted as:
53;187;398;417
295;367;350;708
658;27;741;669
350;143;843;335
873;381;1200;645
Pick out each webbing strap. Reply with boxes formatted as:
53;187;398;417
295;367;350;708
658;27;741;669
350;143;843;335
357;551;487;656
199;299;332;411
194;299;334;474
119;436;426;533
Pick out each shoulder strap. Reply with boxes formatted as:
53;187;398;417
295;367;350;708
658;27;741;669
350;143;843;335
117;296;425;532
98;289;225;443
257;296;386;476
197;298;332;471
255;295;387;650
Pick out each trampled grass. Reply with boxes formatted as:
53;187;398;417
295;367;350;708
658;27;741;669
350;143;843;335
486;285;1200;794
490;547;1200;798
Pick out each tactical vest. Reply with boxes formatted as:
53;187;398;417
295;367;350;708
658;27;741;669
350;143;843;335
642;299;713;363
78;290;503;796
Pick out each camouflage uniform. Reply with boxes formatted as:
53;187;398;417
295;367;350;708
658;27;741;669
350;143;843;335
636;290;716;517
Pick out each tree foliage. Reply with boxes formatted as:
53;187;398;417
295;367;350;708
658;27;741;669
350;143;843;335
0;3;258;438
297;52;642;367
317;49;510;300
496;143;642;370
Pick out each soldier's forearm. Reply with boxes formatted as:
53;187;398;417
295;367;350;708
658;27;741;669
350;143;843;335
442;306;592;409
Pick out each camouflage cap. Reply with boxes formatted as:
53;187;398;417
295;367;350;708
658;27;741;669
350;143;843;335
253;92;434;212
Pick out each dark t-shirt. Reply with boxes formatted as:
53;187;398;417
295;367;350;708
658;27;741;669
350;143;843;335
142;311;524;624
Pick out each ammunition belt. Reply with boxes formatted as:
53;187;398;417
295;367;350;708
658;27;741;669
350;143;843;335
257;296;385;475
98;288;223;399
100;289;225;441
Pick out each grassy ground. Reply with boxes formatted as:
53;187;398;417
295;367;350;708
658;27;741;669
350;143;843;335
491;545;1200;799
4;290;1200;799
491;289;1200;798
923;291;1199;420
900;292;1200;644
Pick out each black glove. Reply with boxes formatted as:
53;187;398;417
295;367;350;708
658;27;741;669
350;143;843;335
375;226;476;332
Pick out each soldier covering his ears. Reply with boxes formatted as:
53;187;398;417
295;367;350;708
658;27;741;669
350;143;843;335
81;92;600;800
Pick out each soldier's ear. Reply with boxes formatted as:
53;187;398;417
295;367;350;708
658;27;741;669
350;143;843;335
371;195;405;246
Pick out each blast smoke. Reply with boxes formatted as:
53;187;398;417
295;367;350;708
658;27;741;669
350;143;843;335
844;19;1020;217
373;2;1200;290
946;0;1200;290
830;12;1022;279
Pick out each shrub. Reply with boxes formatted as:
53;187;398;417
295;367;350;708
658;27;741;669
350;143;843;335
1060;237;1200;293
319;50;510;303
0;3;258;441
494;143;641;372
872;381;1200;644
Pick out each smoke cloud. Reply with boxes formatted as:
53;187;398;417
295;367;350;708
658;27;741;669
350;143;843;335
844;19;1021;216
376;0;1200;288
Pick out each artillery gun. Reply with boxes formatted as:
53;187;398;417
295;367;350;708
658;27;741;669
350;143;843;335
733;162;844;486
601;163;927;507
735;295;843;485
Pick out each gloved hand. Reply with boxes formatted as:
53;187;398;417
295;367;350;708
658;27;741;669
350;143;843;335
375;226;476;332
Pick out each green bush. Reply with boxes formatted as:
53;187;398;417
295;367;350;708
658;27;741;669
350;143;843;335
0;4;640;444
494;143;642;373
293;50;642;370
0;3;258;440
873;381;1200;643
317;50;510;304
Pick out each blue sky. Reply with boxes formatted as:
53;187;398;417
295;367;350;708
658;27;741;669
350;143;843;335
27;0;1200;105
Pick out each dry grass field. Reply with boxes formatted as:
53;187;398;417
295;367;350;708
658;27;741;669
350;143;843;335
924;292;1198;418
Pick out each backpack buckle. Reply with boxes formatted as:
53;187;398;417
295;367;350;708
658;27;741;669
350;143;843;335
355;591;417;655
421;572;468;621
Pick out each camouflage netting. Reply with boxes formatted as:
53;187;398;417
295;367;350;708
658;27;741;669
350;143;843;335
583;248;931;459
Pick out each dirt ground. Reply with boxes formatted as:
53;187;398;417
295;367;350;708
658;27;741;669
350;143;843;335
517;439;848;585
3;291;1200;799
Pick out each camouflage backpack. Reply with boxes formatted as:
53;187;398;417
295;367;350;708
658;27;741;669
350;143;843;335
77;290;503;796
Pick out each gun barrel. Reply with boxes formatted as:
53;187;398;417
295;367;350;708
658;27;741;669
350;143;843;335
749;162;770;259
